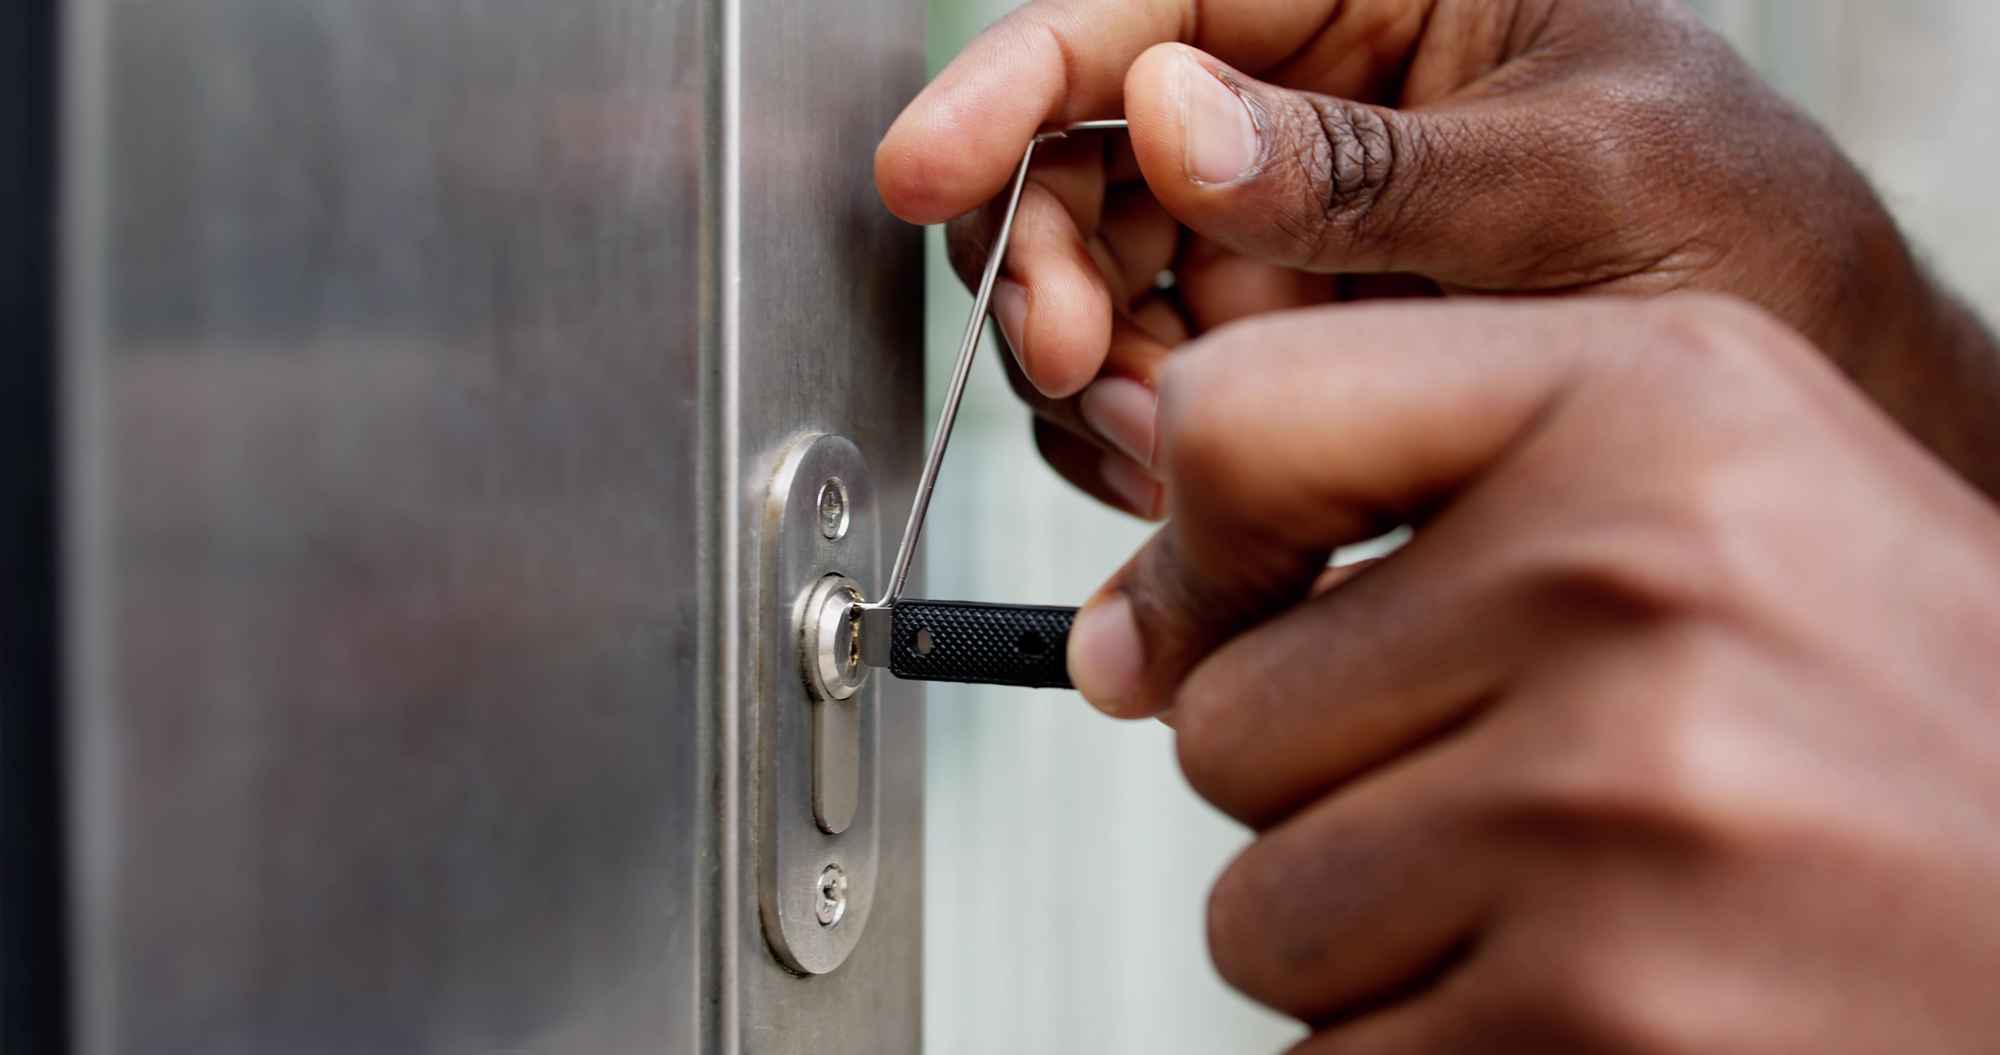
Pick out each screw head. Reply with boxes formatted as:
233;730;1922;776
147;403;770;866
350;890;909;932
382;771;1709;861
816;478;849;541
814;864;849;927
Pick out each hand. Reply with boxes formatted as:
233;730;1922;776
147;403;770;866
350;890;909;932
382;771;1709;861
1064;294;2000;1050
877;0;2000;510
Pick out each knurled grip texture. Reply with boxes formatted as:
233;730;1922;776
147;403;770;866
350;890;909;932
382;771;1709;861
890;599;1076;689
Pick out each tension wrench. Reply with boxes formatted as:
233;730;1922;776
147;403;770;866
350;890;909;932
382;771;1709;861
855;119;1129;690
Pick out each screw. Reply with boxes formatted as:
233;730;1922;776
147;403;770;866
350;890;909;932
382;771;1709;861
814;863;849;927
816;478;849;541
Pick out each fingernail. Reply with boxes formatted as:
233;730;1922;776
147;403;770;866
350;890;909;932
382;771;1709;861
1178;54;1258;184
992;279;1029;366
1068;592;1143;713
1079;377;1158;467
1099;454;1162;519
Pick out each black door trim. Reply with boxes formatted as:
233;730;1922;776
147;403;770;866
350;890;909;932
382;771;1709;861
2;0;68;1049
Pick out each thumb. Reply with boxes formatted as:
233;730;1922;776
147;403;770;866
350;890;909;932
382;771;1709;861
1123;43;1605;286
1064;298;1614;718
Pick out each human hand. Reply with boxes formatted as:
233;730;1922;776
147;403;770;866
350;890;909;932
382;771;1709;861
878;0;2000;512
1062;293;2000;1050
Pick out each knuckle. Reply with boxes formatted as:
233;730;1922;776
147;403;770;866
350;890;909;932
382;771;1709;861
1502;633;1754;853
1647;466;1785;617
1527;488;1762;627
1544;315;1814;624
1524;532;1697;624
1642;291;1753;345
1292;97;1408;259
1170;662;1246;807
1526;939;1699;1054
1154;331;1264;496
1635;292;1810;382
1204;844;1281;999
1154;350;1231;488
1120;530;1221;692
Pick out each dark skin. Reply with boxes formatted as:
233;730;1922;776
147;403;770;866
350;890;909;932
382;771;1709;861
879;1;2000;1050
1075;293;2000;1052
877;0;2000;510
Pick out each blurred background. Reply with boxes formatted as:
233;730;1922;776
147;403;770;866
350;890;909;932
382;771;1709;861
917;2;2000;1051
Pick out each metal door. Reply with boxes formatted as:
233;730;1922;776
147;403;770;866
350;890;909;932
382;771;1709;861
11;0;926;1050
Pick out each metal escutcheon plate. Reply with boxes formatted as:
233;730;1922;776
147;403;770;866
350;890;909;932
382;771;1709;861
757;434;881;974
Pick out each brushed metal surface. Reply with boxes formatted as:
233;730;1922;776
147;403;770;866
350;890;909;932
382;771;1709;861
60;0;924;1050
729;0;926;1041
64;2;715;1050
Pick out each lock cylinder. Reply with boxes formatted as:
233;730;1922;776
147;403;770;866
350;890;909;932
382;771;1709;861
797;573;867;838
801;574;867;702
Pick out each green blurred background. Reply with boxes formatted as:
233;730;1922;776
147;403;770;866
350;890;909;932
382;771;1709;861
916;3;2000;1051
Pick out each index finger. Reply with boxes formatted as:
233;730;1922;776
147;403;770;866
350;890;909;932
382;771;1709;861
875;0;1347;223
1065;297;1614;717
874;1;1183;223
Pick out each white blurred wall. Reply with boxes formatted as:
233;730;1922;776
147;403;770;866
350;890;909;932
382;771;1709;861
921;4;2000;1051
1700;0;2000;318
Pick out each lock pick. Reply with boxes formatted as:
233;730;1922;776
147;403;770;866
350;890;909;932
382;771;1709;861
854;119;1130;691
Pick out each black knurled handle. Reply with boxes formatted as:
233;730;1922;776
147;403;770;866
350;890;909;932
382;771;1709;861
890;599;1076;689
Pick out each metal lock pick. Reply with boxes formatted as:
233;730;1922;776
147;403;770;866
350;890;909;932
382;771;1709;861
854;119;1130;691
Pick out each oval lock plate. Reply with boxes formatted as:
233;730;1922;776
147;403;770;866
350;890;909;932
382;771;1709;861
756;434;881;974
